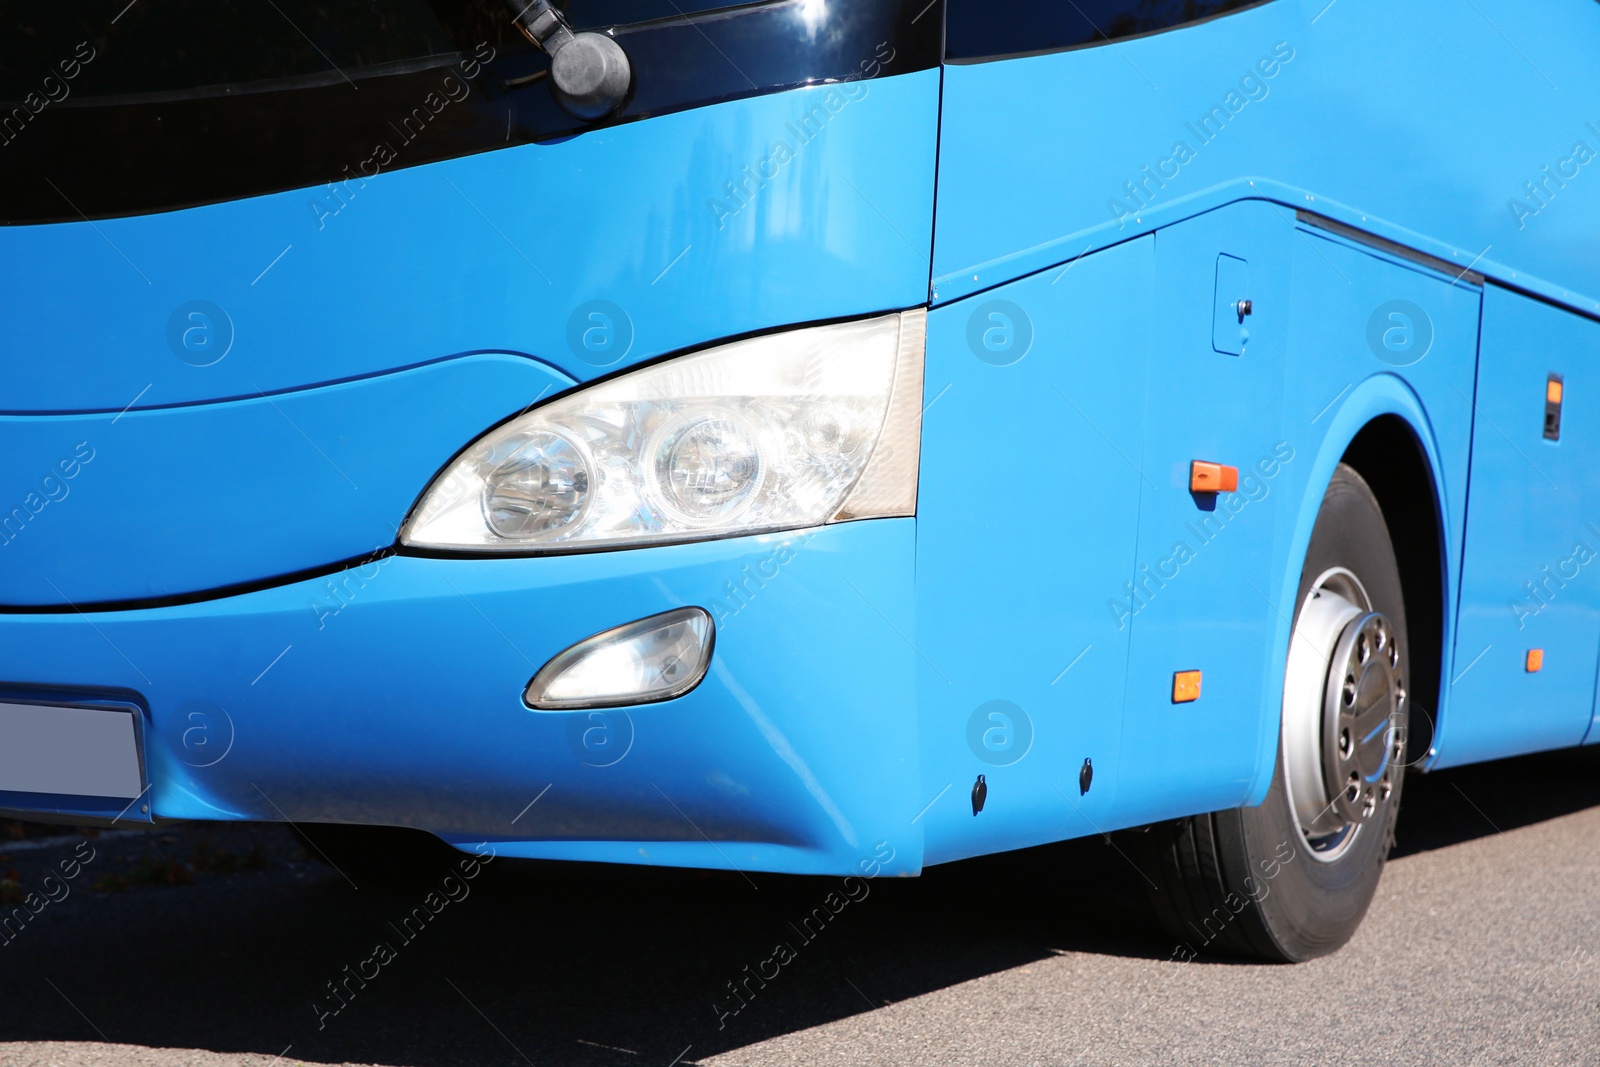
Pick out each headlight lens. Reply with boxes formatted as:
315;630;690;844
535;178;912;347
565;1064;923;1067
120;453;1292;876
402;309;924;553
482;430;593;539
650;410;765;525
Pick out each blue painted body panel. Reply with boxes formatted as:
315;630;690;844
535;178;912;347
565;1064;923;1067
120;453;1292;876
1116;202;1300;825
1440;287;1600;766
914;236;1152;864
932;0;1600;316
0;354;573;604
3;2;1600;873
0;521;922;875
0;72;938;412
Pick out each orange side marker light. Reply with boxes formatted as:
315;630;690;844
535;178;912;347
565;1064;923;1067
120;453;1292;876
1526;649;1544;673
1546;374;1564;441
1172;670;1202;703
1190;461;1239;494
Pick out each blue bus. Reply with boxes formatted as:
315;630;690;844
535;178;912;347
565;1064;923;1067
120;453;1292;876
2;0;1598;962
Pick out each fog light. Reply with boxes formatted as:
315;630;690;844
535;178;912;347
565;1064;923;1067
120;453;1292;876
525;608;714;710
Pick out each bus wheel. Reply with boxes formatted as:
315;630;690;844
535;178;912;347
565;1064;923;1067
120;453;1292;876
1137;463;1409;962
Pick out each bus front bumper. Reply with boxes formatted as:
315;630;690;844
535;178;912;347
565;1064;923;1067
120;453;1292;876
0;519;921;877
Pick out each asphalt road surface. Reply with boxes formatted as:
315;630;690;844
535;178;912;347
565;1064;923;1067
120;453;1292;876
1;744;1596;1067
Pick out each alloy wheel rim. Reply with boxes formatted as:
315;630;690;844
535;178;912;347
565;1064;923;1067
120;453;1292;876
1282;568;1408;863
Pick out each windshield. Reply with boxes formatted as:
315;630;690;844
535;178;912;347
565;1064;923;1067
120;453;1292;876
0;0;751;102
0;0;943;224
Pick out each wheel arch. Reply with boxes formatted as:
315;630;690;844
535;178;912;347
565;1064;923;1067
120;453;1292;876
1339;415;1446;773
1250;375;1454;805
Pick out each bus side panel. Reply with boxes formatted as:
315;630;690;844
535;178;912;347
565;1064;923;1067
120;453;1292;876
914;236;1152;866
1111;201;1294;829
932;0;1600;316
1438;288;1600;766
1114;205;1481;830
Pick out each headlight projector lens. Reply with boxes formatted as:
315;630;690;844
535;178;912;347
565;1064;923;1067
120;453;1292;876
482;430;592;540
653;412;764;525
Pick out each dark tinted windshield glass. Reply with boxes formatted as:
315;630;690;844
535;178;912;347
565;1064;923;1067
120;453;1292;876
946;0;1262;61
563;0;745;27
0;0;749;101
1;0;943;224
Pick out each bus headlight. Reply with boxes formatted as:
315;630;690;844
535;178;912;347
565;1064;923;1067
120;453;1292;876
401;309;924;553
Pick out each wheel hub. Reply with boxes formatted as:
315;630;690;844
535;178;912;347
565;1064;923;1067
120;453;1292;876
1322;612;1405;824
1282;568;1408;861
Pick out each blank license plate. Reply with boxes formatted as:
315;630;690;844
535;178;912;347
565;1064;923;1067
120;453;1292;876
0;701;144;799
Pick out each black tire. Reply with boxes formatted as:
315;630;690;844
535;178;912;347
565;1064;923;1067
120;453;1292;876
1134;463;1409;962
289;822;463;885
